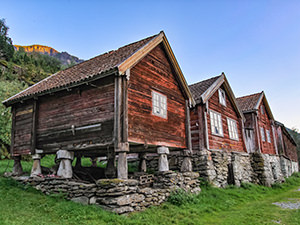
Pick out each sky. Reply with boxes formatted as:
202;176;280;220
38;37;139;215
1;0;300;129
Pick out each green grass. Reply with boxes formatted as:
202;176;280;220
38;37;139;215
1;159;300;225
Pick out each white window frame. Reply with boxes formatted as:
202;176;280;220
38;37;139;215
218;88;226;106
227;118;239;141
210;110;223;136
266;130;271;143
152;90;167;119
260;127;266;142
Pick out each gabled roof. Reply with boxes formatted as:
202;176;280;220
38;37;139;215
3;31;194;106
189;73;244;119
236;91;275;120
275;121;297;146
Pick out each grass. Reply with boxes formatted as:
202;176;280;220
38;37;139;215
1;159;300;224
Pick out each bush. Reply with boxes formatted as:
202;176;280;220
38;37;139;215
168;189;197;206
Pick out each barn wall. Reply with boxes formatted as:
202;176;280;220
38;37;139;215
127;43;187;149
206;85;246;152
283;132;298;162
11;101;34;156
257;101;276;155
36;76;115;153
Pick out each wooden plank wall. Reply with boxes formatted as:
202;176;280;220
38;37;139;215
12;102;34;156
36;77;115;153
127;43;187;149
206;85;246;152
283;131;298;162
257;101;276;155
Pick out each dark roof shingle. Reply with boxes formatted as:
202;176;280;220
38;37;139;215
188;75;221;104
236;92;262;112
4;34;158;105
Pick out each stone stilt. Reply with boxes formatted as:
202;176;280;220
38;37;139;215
56;150;74;178
181;150;193;172
12;156;23;176
105;151;116;178
139;153;147;173
91;157;97;167
30;154;42;177
157;146;169;172
75;156;82;168
117;152;128;179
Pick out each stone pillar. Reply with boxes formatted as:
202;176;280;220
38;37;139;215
117;152;128;179
157;146;169;172
75;156;82;168
57;150;74;178
105;151;116;178
12;156;23;176
31;154;42;177
91;157;97;167
181;149;193;172
139;153;147;173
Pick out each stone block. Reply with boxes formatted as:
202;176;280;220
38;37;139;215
71;196;89;205
157;146;169;155
56;150;74;160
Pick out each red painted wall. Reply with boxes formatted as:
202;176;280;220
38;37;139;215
128;43;187;149
206;85;246;152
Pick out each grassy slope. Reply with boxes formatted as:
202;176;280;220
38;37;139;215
1;159;300;225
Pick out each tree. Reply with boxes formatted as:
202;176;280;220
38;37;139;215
0;19;14;61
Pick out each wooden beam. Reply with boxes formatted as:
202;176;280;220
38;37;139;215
10;106;16;156
185;100;192;150
30;100;38;155
114;75;122;151
122;75;128;143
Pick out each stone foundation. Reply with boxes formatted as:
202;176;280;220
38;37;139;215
280;156;299;178
14;171;200;214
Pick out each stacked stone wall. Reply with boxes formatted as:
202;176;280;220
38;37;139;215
14;171;200;215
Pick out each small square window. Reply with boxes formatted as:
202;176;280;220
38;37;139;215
260;127;265;142
218;88;226;106
227;118;239;140
210;110;223;136
152;91;167;118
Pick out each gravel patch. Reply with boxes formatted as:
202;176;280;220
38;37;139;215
272;201;300;209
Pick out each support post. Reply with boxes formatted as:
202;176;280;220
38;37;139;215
139;153;147;172
30;154;42;177
105;150;116;178
180;149;193;172
117;151;128;179
56;150;74;178
12;155;23;176
157;146;169;172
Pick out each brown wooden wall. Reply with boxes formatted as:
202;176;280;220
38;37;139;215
190;105;206;151
257;101;276;155
206;85;246;152
11;102;34;156
127;43;187;149
283;131;298;162
36;77;115;153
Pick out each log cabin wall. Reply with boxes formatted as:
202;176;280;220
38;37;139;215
127;43;187;149
190;105;206;151
275;125;285;156
282;132;298;162
206;85;246;152
36;76;115;154
257;101;276;155
11;101;34;156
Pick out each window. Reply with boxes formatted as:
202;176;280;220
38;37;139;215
152;91;167;118
266;130;271;143
210;111;223;136
218;88;226;106
260;127;265;142
261;105;264;115
227;118;239;140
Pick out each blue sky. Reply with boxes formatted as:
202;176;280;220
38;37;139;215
1;0;300;129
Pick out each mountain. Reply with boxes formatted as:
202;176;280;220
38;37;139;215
14;44;84;66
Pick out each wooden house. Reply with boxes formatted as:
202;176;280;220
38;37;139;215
236;92;277;155
189;73;247;153
3;31;194;179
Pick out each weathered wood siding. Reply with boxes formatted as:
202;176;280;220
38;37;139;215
257;101;276;155
283;132;298;162
36;77;115;152
190;105;206;151
244;112;259;153
11;102;34;156
206;85;246;152
128;43;187;149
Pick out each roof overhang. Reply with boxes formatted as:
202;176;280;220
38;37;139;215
254;91;275;120
117;31;195;106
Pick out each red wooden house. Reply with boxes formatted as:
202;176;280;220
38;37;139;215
236;91;277;155
189;73;247;153
3;31;194;179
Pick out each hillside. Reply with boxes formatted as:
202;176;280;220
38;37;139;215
14;44;84;66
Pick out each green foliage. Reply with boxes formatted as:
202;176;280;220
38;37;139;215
0;19;14;61
168;189;197;206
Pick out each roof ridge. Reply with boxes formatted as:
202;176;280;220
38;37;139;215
236;91;262;100
189;74;222;87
